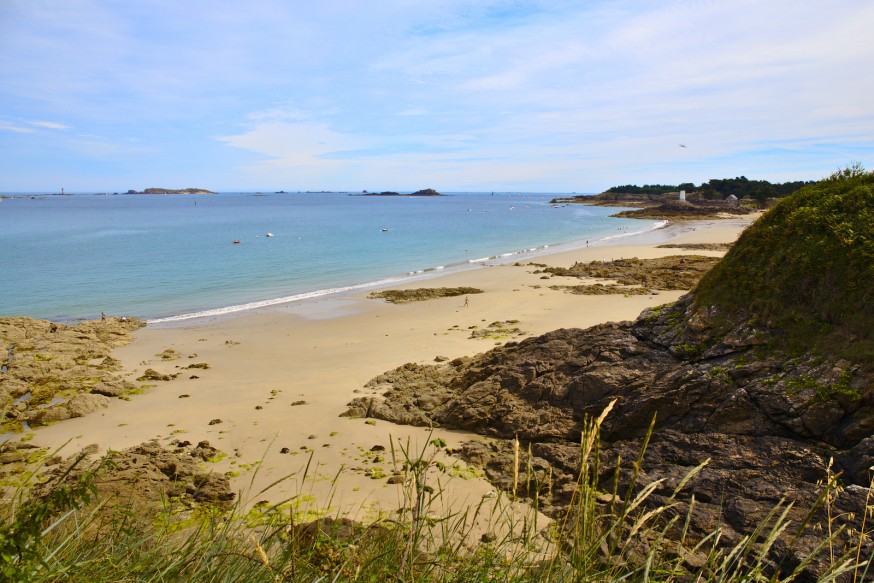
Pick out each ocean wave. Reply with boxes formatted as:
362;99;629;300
595;220;669;243
146;276;411;324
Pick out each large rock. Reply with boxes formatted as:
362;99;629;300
346;299;872;577
29;393;110;426
0;317;144;431
35;440;235;512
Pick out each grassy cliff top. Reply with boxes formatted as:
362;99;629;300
694;168;874;356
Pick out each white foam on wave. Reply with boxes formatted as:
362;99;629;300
146;276;410;324
596;220;669;244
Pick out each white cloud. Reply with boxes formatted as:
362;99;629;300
218;121;367;167
0;121;34;133
28;120;70;130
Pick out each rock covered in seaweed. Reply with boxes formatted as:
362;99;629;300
0;317;145;432
32;439;235;511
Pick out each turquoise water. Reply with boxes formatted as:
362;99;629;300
1;192;659;322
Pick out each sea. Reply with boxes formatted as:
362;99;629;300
1;191;663;324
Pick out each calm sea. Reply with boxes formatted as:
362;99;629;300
1;192;660;323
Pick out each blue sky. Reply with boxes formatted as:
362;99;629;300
1;0;872;193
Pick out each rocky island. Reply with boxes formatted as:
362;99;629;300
126;187;216;194
359;188;444;196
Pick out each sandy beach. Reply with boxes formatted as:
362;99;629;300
30;216;756;529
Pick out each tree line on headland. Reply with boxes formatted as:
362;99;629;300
605;176;815;205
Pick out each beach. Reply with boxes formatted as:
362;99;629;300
29;216;756;528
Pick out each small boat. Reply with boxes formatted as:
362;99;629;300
381;227;389;232
232;240;241;244
266;232;274;237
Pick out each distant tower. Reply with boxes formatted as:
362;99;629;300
679;189;686;202
61;187;64;195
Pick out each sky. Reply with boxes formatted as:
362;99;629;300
1;0;873;193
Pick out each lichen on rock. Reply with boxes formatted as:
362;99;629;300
1;317;145;433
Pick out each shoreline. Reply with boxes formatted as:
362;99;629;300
146;218;670;328
23;215;758;530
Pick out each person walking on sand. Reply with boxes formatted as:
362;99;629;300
101;311;106;321
464;296;470;307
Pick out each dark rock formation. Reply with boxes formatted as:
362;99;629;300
367;287;483;304
611;200;753;220
345;172;874;579
346;298;872;578
534;255;720;291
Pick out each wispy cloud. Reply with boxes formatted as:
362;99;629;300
28;121;70;130
0;121;34;134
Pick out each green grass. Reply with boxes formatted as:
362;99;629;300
694;167;874;364
1;407;870;582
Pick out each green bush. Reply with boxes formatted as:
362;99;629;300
695;166;874;358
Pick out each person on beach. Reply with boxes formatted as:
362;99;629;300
464;296;470;307
101;311;106;321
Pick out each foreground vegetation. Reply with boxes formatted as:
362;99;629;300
2;406;870;582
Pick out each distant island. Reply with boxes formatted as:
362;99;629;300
126;188;216;195
358;188;444;197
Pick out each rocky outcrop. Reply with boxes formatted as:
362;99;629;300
550;192;753;219
0;317;145;432
533;255;721;291
611;201;753;220
367;287;483;304
32;440;235;512
345;294;872;577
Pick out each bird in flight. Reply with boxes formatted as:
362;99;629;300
678;144;687;148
